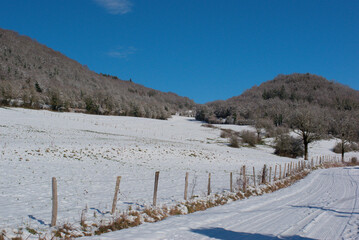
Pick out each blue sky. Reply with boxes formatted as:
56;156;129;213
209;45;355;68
0;0;358;103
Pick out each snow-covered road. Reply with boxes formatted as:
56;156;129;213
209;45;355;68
84;167;359;240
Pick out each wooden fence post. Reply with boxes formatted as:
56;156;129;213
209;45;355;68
253;167;256;187
207;173;211;196
261;164;267;184
111;176;122;214
288;163;291;175
287;163;289;176
292;162;294;174
283;164;286;179
243;166;247;192
289;163;292;175
184;172;189;200
230;172;233;192
269;166;272;183
279;165;282;180
153;171;160;206
51;177;58;227
293;162;295;174
274;165;277;181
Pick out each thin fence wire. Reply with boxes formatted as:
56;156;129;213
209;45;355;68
0;155;344;229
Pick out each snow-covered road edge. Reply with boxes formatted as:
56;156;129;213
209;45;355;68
27;161;344;239
80;165;359;240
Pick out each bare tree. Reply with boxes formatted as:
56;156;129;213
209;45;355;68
332;112;359;162
289;106;325;160
254;118;272;141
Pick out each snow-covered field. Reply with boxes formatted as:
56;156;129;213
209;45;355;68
0;107;358;238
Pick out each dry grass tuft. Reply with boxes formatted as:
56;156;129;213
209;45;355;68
201;124;218;129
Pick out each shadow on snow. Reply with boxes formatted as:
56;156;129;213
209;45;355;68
190;227;314;240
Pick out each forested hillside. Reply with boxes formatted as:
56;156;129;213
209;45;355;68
197;73;359;126
0;28;195;119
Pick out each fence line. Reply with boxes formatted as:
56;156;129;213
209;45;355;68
1;154;346;227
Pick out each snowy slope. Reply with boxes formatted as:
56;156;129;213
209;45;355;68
83;167;359;240
0;107;358;238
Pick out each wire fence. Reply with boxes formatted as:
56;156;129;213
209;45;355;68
0;155;344;229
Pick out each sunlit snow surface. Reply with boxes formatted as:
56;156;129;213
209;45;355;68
0;107;358;239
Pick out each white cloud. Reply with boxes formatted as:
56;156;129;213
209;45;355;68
94;0;133;15
107;46;137;59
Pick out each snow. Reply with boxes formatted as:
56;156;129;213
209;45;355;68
0;107;358;238
82;167;359;240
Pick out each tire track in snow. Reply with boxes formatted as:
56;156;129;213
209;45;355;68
313;168;358;240
278;169;340;238
243;169;337;235
264;167;358;239
339;167;359;239
215;170;337;235
185;168;345;238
